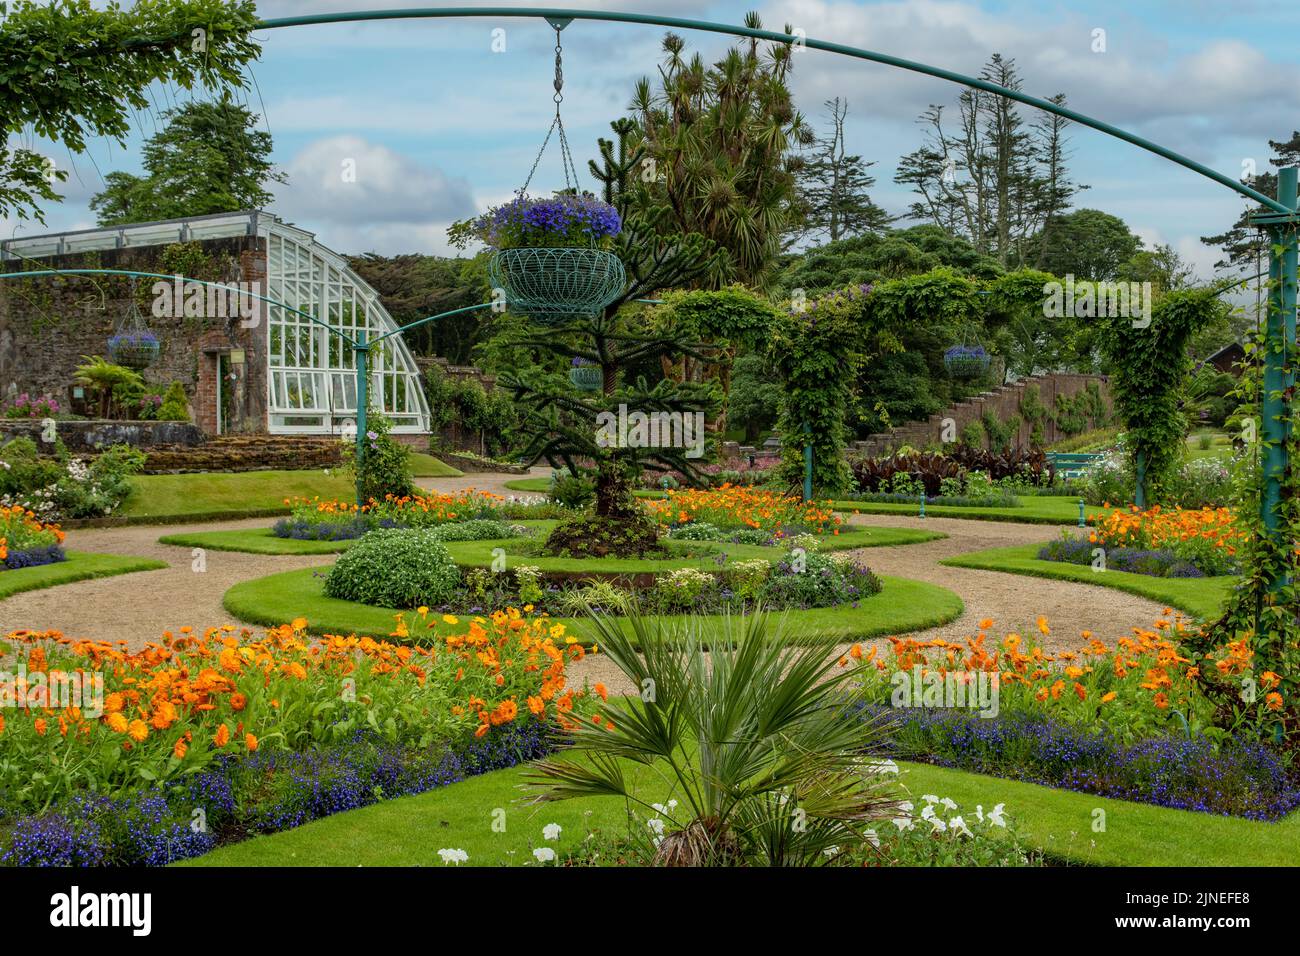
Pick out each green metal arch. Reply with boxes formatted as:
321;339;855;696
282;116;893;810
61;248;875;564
251;5;1292;215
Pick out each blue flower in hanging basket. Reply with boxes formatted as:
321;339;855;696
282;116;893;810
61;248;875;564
107;329;161;370
944;344;991;380
568;357;603;392
477;194;626;325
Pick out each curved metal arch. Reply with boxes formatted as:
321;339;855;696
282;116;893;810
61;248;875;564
251;6;1292;216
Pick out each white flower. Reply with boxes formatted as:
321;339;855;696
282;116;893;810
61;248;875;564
987;803;1008;828
975;805;984;822
920;804;937;822
929;818;948;833
532;847;556;863
666;799;678;811
646;817;666;836
823;845;841;857
864;829;880;848
892;816;915;831
921;794;940;804
897;801;913;813
948;815;972;838
437;848;468;865
861;758;899;775
542;823;562;841
939;797;958;811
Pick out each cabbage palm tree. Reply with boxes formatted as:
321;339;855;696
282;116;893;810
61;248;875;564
527;607;899;866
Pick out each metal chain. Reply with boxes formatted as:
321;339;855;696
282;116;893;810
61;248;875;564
519;25;580;195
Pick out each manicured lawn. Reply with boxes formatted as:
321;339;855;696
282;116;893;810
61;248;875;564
181;755;1299;867
0;551;167;600
504;477;552;493
120;458;461;521
940;543;1236;620
835;495;1106;525
409;453;464;477
159;522;943;559
158;528;360;555
222;565;963;644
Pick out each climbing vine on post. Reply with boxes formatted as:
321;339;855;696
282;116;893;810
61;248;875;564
1097;289;1222;503
771;284;872;494
1185;325;1300;748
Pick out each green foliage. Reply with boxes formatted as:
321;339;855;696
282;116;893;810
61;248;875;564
1018;383;1048;448
0;0;261;223
632;15;809;289
652;285;778;347
982;409;1016;454
156;381;190;422
73;356;143;418
350;253;489;363
542;511;662;558
548;470;596;510
1034;208;1142;281
771;286;869;493
89;100;284;224
1098;289;1220;501
0;437;62;499
528;609;900;867
323;529;460;609
1;440;144;519
345;410;415;503
958;419;986;450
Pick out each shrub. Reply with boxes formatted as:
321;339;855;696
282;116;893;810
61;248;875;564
652;567;719;609
155;381;189;421
549;470;596;509
428;519;519;542
344;410;415;504
324;529;461;608
761;552;882;608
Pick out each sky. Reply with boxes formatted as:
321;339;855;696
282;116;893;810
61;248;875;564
8;0;1300;284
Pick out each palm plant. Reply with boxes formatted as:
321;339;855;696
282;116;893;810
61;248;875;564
74;356;144;419
527;606;900;866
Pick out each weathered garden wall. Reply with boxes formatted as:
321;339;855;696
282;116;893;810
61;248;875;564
0;237;268;436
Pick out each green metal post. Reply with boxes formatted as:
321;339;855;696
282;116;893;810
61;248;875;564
354;334;369;509
802;422;813;502
1134;449;1147;510
1261;167;1298;589
918;492;926;520
1078;498;1087;528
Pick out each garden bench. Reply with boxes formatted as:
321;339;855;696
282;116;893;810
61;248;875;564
1046;452;1105;480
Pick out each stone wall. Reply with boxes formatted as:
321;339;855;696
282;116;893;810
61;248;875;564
0;237;268;436
0;418;204;453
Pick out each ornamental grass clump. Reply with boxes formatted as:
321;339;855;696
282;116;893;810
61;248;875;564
529;607;901;867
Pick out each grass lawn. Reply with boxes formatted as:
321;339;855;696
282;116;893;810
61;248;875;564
0;551;167;600
940;542;1236;620
836;495;1106;525
222;565;963;645
181;755;1299;867
504;477;551;493
119;457;461;521
160;521;944;559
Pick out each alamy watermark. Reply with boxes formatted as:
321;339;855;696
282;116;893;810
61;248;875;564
890;665;1000;718
595;403;705;459
1043;275;1152;328
0;663;104;718
151;277;262;327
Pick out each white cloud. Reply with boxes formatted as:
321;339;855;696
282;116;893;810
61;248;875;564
269;135;477;248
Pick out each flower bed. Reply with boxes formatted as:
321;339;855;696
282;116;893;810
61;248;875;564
853;616;1296;820
645;485;842;534
273;491;556;540
0;612;600;866
1085;505;1243;576
1038;534;1214;578
0;506;66;571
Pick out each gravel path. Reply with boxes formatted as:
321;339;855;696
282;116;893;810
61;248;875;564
1;471;1171;697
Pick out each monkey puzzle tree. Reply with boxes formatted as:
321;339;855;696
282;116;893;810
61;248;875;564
470;119;728;551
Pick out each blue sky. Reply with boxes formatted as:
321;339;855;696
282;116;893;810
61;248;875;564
11;0;1300;282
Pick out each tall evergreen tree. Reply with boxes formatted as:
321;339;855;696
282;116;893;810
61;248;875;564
792;98;893;244
90;100;284;224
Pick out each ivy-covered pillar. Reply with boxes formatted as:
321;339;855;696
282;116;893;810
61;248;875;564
1257;167;1298;596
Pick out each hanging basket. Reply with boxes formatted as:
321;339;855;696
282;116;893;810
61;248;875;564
488;247;625;325
944;345;991;380
107;330;161;371
569;362;603;392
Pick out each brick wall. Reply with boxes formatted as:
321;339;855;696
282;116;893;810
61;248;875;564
0;237;267;436
850;373;1111;458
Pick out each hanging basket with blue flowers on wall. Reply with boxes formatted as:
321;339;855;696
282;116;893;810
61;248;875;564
107;278;161;370
943;344;991;380
569;356;604;391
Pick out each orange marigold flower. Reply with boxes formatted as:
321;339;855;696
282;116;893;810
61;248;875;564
1101;691;1117;703
214;723;231;747
106;712;129;734
127;719;149;743
1265;692;1283;712
245;733;259;751
173;738;188;760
